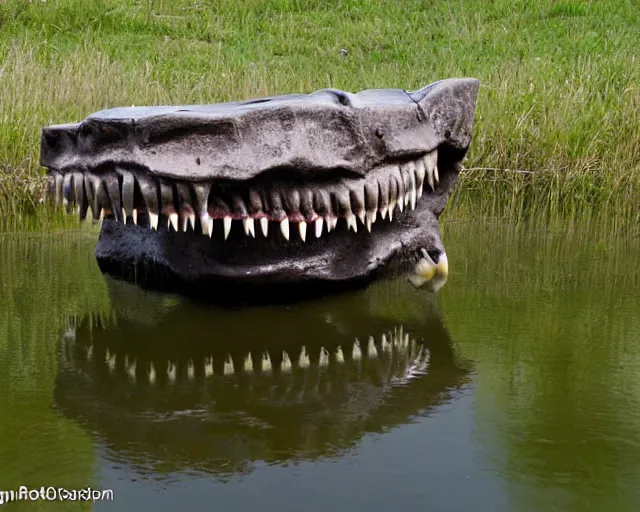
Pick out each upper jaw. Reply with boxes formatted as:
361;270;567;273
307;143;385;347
39;78;480;182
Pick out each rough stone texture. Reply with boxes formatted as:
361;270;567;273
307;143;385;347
40;79;479;181
41;78;480;301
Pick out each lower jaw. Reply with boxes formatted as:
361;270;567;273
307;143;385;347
94;198;442;303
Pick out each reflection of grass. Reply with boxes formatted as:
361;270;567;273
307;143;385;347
1;0;639;227
0;233;112;508
440;219;640;511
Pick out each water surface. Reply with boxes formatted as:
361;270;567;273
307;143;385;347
1;220;639;511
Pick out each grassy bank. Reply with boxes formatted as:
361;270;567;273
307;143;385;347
0;0;638;230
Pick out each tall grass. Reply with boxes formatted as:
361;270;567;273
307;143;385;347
0;0;638;230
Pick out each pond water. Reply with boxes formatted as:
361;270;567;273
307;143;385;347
1;220;639;511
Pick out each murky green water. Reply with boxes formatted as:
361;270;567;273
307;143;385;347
1;220;639;511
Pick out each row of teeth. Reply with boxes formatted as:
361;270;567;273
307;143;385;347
48;151;439;241
64;328;430;384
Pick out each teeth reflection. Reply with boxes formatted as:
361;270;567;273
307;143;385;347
319;347;330;367
352;339;362;361
167;362;176;383
261;352;272;373
244;353;254;373
281;351;292;373
336;346;344;363
224;354;235;375
149;362;157;384
205;357;214;377
299;346;310;368
368;337;378;358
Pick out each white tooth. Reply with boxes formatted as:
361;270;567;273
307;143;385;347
324;215;332;232
404;333;410;348
280;218;290;240
243;217;255;237
435;165;440;185
380;205;388;220
188;213;196;231
224;354;235;375
368;336;378;358
201;213;211;236
223;216;232;240
167;362;176;383
319;347;330;367
357;210;366;225
244;352;254;373
424;152;437;191
315;217;323;237
260;217;269;237
182;216;189;233
207;218;214;238
388;200;395;221
365;212;375;233
281;351;292;373
169;213;179;232
415;158;426;199
299;221;307;241
352;339;362;360
132;209;137;225
299;346;310;368
122;208;127;224
205;357;214;377
398;193;404;213
336;346;345;364
404;190;410;208
149;212;159;230
347;214;358;232
331;216;338;230
149;362;156;384
187;359;195;380
261;352;272;373
410;168;417;210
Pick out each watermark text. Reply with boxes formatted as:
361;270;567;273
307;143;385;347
0;486;113;505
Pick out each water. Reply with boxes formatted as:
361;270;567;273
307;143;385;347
1;220;639;512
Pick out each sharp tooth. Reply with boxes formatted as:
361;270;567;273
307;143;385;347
410;166;417;210
352;339;362;361
73;172;88;220
169;213;179;232
193;182;211;235
315;217;323;237
377;178;389;221
133;209;138;225
243;217;255;237
119;170;135;223
388;200;395;221
336;346;344;363
223;216;232;240
207;218;214;238
380;205;388;220
280;218;290;240
281;351;292;373
299;221;307;241
137;174;160;228
224;354;235;375
368;336;378;358
244;353;254;373
260;217;269;237
415;158;426;199
205;357;214;377
261;352;272;373
423;152;437;191
324;215;332;232
365;212;375;233
298;346;310;368
347;214;358;232
149;212;159;230
319;347;330;367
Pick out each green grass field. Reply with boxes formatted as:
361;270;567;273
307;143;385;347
0;0;638;230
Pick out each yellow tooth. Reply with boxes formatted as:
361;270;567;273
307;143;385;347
336;346;345;363
205;357;214;377
262;352;272;373
319;347;330;367
224;354;235;375
368;337;378;358
281;351;292;372
352;339;362;360
299;346;310;368
244;352;254;373
436;253;449;277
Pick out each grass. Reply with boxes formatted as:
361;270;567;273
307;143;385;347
0;0;638;230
